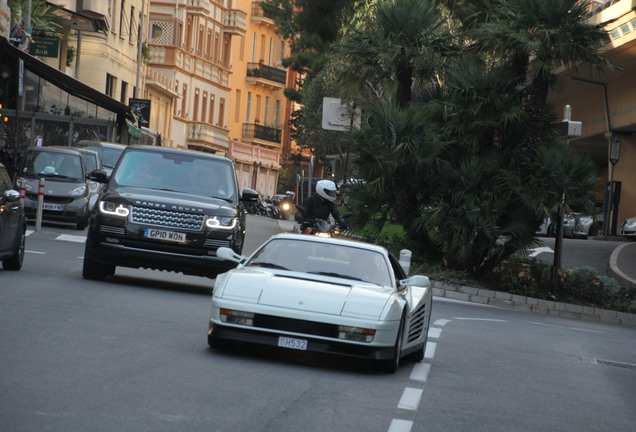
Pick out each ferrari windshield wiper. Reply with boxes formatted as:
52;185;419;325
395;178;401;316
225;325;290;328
307;271;364;281
249;261;290;270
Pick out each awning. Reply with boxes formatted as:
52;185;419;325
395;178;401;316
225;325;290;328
1;38;134;122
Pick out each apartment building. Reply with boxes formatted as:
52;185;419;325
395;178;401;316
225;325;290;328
549;0;636;234
225;0;291;196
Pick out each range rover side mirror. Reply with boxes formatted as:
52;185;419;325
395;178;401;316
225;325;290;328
240;188;259;202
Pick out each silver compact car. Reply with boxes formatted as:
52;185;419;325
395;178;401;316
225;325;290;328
15;146;90;230
620;217;636;238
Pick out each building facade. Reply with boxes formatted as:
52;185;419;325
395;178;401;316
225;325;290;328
549;0;636;234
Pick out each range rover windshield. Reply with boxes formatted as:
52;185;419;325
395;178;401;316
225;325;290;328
113;149;237;201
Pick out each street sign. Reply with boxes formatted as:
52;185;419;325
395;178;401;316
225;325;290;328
610;134;620;165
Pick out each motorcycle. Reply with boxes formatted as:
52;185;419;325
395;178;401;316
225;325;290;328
300;218;344;237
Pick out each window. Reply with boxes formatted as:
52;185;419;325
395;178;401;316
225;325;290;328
185;18;193;51
218;98;225;127
106;73;116;98
264;96;270;125
202;92;208;122
206;30;212;58
197;25;204;54
129;6;135;43
234;89;241;122
208;96;215;124
120;81;128;104
119;0;125;38
193;88;200;121
181;83;188;118
274;100;280;128
246;92;252;123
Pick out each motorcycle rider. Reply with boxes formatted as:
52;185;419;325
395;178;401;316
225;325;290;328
298;179;348;230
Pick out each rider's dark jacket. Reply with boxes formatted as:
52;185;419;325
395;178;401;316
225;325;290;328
303;194;346;227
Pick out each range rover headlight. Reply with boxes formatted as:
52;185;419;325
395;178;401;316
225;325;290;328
99;201;130;218
69;184;87;197
205;216;237;230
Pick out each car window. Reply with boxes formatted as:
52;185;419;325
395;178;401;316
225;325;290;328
85;146;124;168
81;153;98;172
248;239;392;286
112;149;237;201
20;151;84;181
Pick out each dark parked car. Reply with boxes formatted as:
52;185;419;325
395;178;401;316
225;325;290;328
14;146;90;229
0;162;26;270
83;145;259;280
75;141;126;176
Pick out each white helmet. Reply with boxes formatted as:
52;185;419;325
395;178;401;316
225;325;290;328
316;180;338;202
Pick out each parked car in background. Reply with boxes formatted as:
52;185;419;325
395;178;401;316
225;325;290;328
208;233;433;373
83;145;259;281
75;141;126;175
536;203;604;239
51;146;104;209
14;146;90;230
0;162;26;270
620;217;636;238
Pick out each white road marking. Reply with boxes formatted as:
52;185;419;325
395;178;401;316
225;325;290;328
388;419;413;432
56;234;86;243
529;246;554;257
433;318;451;326
398;387;423;410
428;327;442;339
410;362;431;382
453;317;508;322
25;250;46;255
424;341;437;359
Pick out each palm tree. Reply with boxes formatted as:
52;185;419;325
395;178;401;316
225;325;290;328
9;0;69;42
454;0;613;168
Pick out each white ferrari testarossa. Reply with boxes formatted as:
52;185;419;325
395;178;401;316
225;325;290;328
207;233;432;373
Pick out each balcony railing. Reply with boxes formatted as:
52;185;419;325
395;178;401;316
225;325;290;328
242;123;281;144
246;62;286;85
224;9;247;35
251;1;276;20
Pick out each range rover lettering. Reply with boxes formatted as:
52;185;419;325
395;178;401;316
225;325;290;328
83;145;258;280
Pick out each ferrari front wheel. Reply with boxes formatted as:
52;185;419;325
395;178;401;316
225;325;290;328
379;315;405;374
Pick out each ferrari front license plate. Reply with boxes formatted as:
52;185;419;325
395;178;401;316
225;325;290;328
278;336;307;350
144;228;186;243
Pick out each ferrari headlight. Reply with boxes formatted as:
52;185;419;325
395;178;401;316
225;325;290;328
99;201;130;218
220;309;254;326
69;184;87;197
205;216;237;230
338;326;376;343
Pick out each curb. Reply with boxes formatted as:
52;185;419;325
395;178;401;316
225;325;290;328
608;242;636;289
431;280;636;327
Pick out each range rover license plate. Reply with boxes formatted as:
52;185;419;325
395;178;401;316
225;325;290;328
144;228;187;243
278;336;307;351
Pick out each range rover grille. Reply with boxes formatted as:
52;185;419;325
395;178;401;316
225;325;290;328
131;206;205;230
204;239;231;248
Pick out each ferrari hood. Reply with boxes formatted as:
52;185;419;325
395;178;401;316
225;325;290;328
219;270;394;320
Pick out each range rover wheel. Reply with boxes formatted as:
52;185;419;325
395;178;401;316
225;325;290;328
82;243;110;280
3;228;25;271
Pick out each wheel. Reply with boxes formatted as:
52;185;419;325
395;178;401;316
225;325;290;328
589;223;604;237
82;242;113;280
3;228;25;271
379;314;405;373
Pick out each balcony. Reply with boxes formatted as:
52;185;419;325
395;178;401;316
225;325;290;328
224;9;247;36
188;122;229;153
251;1;277;28
242;123;282;147
246;62;287;88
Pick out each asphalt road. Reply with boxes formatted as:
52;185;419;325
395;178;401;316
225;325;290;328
1;217;634;432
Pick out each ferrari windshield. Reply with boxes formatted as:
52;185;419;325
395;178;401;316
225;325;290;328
247;238;392;286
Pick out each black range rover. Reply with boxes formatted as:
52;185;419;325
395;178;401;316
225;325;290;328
83;145;258;280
